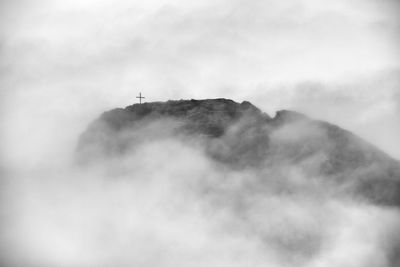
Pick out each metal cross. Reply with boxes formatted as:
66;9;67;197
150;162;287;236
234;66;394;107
136;92;145;104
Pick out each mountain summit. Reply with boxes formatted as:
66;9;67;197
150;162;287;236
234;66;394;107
77;98;400;206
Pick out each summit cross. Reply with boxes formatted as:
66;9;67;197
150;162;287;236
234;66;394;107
136;92;145;104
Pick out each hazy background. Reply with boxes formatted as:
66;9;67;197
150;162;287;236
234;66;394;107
1;1;400;266
1;0;399;169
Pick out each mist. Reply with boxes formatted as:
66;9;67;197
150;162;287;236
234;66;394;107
1;115;400;266
1;0;400;266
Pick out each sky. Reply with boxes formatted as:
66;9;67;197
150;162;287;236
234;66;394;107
1;0;400;165
0;1;400;266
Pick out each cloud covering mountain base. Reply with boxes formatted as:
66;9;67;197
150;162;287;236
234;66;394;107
1;100;400;267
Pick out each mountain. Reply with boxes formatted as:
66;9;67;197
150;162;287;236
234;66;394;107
77;98;400;207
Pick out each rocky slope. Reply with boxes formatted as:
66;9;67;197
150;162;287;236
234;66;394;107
77;98;400;206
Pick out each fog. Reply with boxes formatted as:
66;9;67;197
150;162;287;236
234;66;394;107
1;0;400;266
1;116;400;266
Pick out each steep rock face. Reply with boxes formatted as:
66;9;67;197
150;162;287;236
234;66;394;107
95;99;266;136
77;98;400;206
78;99;269;160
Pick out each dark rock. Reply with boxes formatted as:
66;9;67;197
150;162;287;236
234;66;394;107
77;98;400;207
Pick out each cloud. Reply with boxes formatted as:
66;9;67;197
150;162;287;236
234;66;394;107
246;69;400;159
1;117;400;267
1;0;399;167
0;1;399;265
1;0;399;89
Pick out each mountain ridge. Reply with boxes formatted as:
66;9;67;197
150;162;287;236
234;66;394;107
77;98;400;207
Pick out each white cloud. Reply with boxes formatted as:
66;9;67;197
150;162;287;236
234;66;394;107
0;1;399;265
1;0;399;164
2;124;400;266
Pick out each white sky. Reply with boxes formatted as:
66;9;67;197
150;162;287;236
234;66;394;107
1;0;399;166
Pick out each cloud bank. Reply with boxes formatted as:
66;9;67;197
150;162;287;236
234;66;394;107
1;114;400;267
1;0;399;163
0;0;399;266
